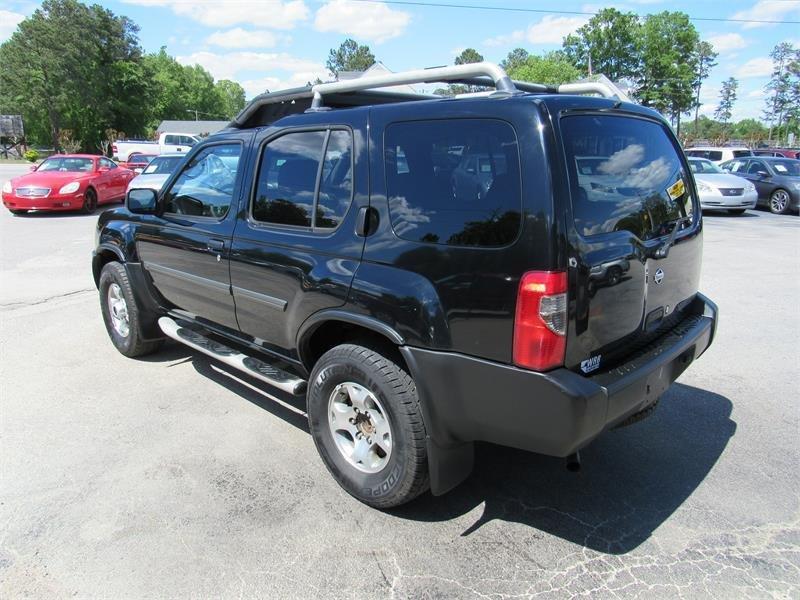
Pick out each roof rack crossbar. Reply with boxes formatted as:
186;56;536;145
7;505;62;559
556;82;618;99
310;62;516;109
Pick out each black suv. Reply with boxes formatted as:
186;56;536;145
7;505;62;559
93;64;718;507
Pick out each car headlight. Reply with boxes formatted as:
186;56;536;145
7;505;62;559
696;181;713;193
745;181;756;191
2;181;11;194
58;181;81;194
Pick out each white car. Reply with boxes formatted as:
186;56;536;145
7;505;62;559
685;146;752;165
688;158;757;215
126;153;186;194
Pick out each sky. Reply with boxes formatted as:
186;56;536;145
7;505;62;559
1;0;799;121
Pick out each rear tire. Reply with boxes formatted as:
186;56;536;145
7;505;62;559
307;343;429;508
728;209;746;215
99;261;162;358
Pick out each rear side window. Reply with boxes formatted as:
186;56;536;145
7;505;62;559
384;119;521;247
708;151;723;161
562;115;694;241
252;129;353;229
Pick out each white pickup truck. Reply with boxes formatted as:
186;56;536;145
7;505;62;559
112;132;201;162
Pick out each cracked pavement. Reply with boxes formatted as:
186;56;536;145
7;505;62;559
1;163;798;598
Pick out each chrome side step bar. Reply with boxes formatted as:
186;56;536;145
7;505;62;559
158;316;307;395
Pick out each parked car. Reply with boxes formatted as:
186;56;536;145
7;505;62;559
753;148;800;159
720;156;800;214
126;153;186;193
2;154;134;214
685;146;752;164
687;157;757;215
119;152;157;173
112;132;200;162
92;63;717;508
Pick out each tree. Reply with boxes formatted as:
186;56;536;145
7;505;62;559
562;8;640;81
636;11;699;135
500;48;530;73
714;77;738;130
215;80;246;119
326;39;375;78
0;0;150;149
435;48;485;96
692;41;718;131
454;48;484;65
763;42;799;144
507;52;581;86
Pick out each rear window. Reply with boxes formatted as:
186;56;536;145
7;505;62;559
732;149;752;158
384;119;521;247
562;115;694;241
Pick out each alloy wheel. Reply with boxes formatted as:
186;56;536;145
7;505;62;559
107;283;130;337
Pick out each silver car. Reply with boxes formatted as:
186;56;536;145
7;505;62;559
688;158;757;215
125;153;187;194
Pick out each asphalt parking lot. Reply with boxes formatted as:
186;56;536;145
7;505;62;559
1;162;798;598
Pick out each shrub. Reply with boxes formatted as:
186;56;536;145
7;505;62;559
23;149;39;162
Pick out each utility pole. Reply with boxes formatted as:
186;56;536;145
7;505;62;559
186;109;199;121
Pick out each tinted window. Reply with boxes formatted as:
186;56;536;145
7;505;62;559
384;119;521;247
708;151;723;161
253;131;325;227
143;156;184;175
180;136;196;146
163;143;241;218
317;130;353;229
747;161;766;174
164;135;177;145
732;149;752;158
769;159;800;176
562;115;694;241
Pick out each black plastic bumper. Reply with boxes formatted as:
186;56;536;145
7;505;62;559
401;293;718;495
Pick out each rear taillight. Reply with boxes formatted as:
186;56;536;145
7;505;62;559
513;271;567;371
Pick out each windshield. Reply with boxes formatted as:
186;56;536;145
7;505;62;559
143;156;183;175
563;115;695;241
769;160;800;176
689;159;723;174
37;157;94;172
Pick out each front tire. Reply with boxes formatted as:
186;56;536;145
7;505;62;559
99;262;162;358
307;344;429;508
82;188;97;214
769;189;791;215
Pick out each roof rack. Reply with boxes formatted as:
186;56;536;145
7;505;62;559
231;62;623;129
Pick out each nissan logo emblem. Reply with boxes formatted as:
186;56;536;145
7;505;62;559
654;268;665;285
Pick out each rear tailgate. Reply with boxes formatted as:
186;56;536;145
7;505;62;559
559;112;702;374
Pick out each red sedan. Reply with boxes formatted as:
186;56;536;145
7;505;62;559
2;154;136;215
119;152;157;173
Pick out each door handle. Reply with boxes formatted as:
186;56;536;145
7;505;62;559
355;206;378;237
208;239;225;252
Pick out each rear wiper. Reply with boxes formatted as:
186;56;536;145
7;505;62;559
654;215;692;259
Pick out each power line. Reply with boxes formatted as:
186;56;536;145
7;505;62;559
344;0;800;25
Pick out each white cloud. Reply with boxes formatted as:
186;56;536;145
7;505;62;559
736;57;774;78
206;28;288;49
314;0;411;43
747;88;766;99
0;10;25;42
484;15;589;48
730;0;800;29
122;0;309;29
176;51;328;98
706;33;747;54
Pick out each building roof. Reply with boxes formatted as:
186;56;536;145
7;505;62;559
156;120;230;136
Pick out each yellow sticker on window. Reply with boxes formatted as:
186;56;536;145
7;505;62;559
667;178;685;200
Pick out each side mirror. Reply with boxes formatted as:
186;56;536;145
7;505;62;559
756;170;770;178
127;188;158;214
29;164;38;172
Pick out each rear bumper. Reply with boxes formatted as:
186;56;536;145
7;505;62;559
402;293;718;459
